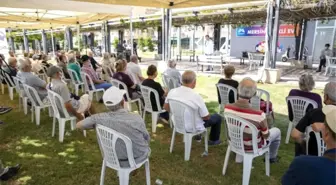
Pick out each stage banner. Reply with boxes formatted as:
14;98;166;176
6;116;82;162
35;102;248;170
236;24;295;37
0;28;9;56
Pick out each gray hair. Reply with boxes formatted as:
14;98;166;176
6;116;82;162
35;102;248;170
106;101;124;112
238;77;257;99
168;59;176;68
325;82;336;103
299;74;315;92
182;70;196;84
8;57;17;66
130;55;138;63
18;58;31;71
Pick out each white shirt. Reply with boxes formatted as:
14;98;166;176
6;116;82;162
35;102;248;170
163;67;182;85
204;39;214;55
126;62;143;84
165;86;209;132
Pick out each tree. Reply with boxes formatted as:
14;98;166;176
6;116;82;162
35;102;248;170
145;37;154;52
139;37;146;51
113;38;119;49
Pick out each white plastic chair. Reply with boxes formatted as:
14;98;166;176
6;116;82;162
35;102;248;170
325;56;336;76
222;113;270;185
216;83;237;113
37;65;48;82
247;53;259;70
96;124;151;185
23;84;52;126
68;69;84;96
285;96;318;144
250;89;270;115
81;71;105;101
111;78;142;115
140;85;166;133
13;77;28;115
0;72;5;94
168;99;208;161
305;126;326;156
162;74;179;91
47;90;86;142
2;72;15;100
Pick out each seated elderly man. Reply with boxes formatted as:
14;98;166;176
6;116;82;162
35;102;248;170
224;77;281;163
126;55;144;84
291;82;336;156
163;59;182;85
47;66;95;121
81;55;112;90
17;58;48;102
76;86;150;167
164;70;222;145
2;57;18;77
282;105;336;185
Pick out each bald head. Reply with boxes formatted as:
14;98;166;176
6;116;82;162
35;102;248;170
182;70;196;88
88;51;93;57
238;77;257;99
130;55;138;63
8;57;17;68
324;82;336;105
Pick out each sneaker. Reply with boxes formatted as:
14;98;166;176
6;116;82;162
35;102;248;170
208;140;221;146
0;164;21;181
0;107;12;115
194;135;202;142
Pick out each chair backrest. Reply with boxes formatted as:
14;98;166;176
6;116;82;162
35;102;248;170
47;89;71;119
12;76;24;97
224;112;260;155
250;88;270;114
248;52;254;61
80;71;96;92
216;83;237;106
162;74;179;91
95;124;137;169
102;65;114;77
68;68;82;84
110;78;132;101
23;84;44;107
168;99;198;133
286;96;318;123
326;56;336;67
306;126;326;156
140;85;162;112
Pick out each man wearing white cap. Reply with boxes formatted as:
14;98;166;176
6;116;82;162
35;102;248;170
76;86;150;167
291;82;336;156
282;105;336;185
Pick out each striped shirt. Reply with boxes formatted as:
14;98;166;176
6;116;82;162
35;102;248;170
82;63;99;81
224;100;269;151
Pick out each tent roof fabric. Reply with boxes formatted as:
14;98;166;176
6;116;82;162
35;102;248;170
72;0;259;8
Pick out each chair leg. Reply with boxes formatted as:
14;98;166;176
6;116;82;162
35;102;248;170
35;107;41;126
242;156;253;185
126;102;132;112
222;145;231;175
151;113;158;133
265;151;270;176
70;119;76;131
170;128;176;153
75;85;79;96
19;96;22;111
184;135;192;161
59;120;66;142
31;107;34;123
119;171;130;185
285;122;293;144
204;131;208;153
145;161;151;185
52;117;56;137
99;160;106;185
9;88;13;100
95;92;100;101
23;98;28;115
142;110;146;121
137;100;142;116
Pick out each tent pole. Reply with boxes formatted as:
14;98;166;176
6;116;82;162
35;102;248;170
271;0;281;69
130;7;134;55
51;29;55;57
77;24;81;52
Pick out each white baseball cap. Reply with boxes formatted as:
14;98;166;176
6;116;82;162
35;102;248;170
322;105;336;133
102;86;126;106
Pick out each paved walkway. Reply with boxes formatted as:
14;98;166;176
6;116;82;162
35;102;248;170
137;58;335;89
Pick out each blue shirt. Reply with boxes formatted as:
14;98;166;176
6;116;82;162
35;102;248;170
282;148;336;185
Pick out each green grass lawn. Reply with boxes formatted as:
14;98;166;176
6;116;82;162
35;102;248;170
0;73;323;185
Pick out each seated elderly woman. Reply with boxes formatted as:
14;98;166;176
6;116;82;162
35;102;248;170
101;52;115;82
2;57;18;77
217;65;239;104
287;74;323;122
163;59;182;85
112;59;141;100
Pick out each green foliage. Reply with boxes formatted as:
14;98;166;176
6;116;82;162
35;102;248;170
27;34;42;42
113;38;119;49
145;37;154;52
138;37;146;51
